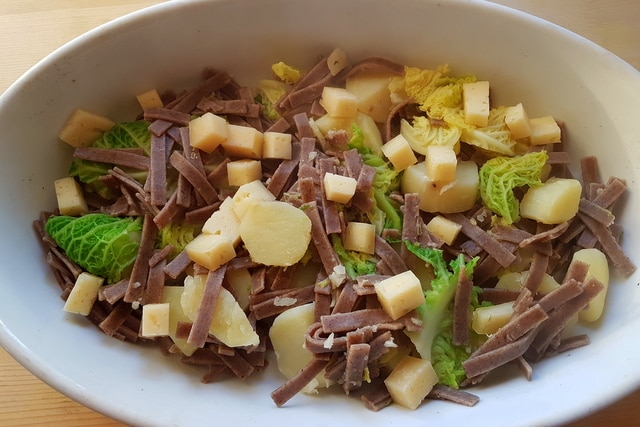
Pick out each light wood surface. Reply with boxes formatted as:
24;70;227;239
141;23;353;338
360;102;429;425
1;1;639;426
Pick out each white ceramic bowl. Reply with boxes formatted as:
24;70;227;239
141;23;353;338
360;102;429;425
1;0;640;425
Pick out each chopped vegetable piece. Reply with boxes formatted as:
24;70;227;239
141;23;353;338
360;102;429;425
45;213;142;283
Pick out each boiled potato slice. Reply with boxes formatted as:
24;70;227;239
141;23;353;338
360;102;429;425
471;302;514;335
520;178;582;224
239;200;311;266
162;286;198;356
269;303;331;392
181;275;259;347
401;160;479;213
573;248;609;322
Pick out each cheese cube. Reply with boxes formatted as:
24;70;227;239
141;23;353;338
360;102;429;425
63;272;104;316
54;177;88;216
189;112;228;153
520;177;582;224
384;356;438;410
327;47;349;76
425;215;462;245
381;134;418;171
344;222;376;254
319;86;359;118
529;115;561;145
323;172;357;204
374;270;424;320
232;180;276;219
463;81;490;127
58;109;115;147
227;159;262;187
262;131;292;159
202;197;242;246
505;103;532;139
136;89;164;111
221;124;263;159
141;303;171;337
185;233;236;271
472;302;514;335
345;71;394;123
424;145;457;183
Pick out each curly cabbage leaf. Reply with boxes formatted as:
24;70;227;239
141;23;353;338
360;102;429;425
404;243;482;388
479;150;548;224
256;79;289;121
402;65;450;105
402;117;461;155
459;107;518;156
68;120;151;199
348;124;402;231
45;213;142;283
157;222;200;260
331;235;376;279
271;61;302;84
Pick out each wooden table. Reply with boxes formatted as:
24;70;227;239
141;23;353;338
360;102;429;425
0;1;638;425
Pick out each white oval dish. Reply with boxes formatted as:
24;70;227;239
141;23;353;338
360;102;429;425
1;1;639;426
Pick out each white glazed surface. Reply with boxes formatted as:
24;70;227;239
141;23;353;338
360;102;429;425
1;0;639;426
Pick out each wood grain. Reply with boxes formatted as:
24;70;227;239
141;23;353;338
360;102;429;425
0;1;639;425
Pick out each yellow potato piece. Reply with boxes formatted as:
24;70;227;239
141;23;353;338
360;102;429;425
181;275;259;347
239;200;311;266
573;248;610;322
269;303;331;392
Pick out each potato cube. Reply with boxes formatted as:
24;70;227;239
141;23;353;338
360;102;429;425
221;124;264;159
319;86;359;118
346;71;394;123
227;159;262;187
401;160;479;213
327;47;349;76
262;131;292;159
232;180;276;219
463;81;490;127
520;177;582;224
239;201;312;266
424;145;457;183
529;115;561;145
136;89;164;111
471;302;514;335
344;222;376;254
141;303;171;337
188;112;228;153
505;103;532;139
381;134;418;171
425;215;462;245
63;272;104;316
54;177;88;216
374;270;424;320
58;109;115;147
573;248;609;322
201;197;241;246
323;172;357;204
184;233;236;271
384;355;438;410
